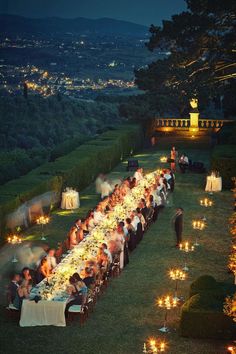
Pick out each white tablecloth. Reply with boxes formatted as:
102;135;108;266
61;191;80;209
20;299;67;327
205;176;222;192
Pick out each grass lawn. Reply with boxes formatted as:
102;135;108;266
0;142;233;354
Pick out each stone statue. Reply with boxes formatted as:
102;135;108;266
189;98;198;111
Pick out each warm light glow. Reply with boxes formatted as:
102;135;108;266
7;234;22;244
156;295;178;309
192;219;206;230
160;156;168;163
143;338;167;353
200;198;213;207
179;241;195;252
169;268;186;281
36;215;50;225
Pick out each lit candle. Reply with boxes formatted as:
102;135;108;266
160;342;165;352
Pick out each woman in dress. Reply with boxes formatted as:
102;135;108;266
65;275;87;317
21;267;32;282
112;224;125;269
36;257;50;284
68;226;78;249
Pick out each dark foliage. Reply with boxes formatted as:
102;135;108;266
135;0;236;117
0;95;121;184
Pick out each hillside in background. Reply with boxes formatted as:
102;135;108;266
0;94;122;184
0;14;148;38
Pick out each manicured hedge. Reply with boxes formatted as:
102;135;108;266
0;175;63;234
0;124;143;235
180;275;236;339
211;145;236;189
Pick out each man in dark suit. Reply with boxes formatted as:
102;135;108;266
7;273;21;305
173;208;184;247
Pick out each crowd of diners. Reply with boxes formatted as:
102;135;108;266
7;167;175;317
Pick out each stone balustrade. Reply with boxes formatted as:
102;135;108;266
154;118;190;128
154;118;233;130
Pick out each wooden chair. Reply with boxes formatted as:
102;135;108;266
67;304;88;325
111;254;121;278
5;304;20;321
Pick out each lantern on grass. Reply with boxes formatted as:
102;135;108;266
224;293;236;323
228;248;236;284
179;242;195;272
36;215;50;241
192;219;206;246
156;295;178;333
169;268;187;301
200;198;213;208
227;345;236;354
7;234;22;263
160;156;168;163
143;338;167;353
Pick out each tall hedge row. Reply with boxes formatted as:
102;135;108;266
180;276;236;339
0;124;144;235
211;145;236;189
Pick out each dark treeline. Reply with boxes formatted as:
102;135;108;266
0;95;121;184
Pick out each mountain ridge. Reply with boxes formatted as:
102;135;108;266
0;13;148;37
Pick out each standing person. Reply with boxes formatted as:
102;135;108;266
170;146;178;172
178;153;189;173
172;208;184;247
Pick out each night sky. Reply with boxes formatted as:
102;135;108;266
0;0;186;26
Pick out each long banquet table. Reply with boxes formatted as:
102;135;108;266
19;171;157;327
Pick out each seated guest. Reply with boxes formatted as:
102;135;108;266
97;247;109;270
74;219;84;242
83;267;95;289
85;260;99;279
100;178;112;199
93;205;104;224
130;211;140;232
179;153;189;173
72;273;88;296
101;243;113;263
136;208;146;230
139;199;149;221
87;213;95;231
65;275;87;316
134;168;144;183
13;279;32;310
126;217;136;252
129;177;137;189
55;242;63;262
126;218;135;233
118;221;129;267
68;226;78;249
46;248;57;272
21;267;32;282
36;257;50;284
7;273;21;305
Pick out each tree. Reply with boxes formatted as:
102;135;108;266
135;0;236;115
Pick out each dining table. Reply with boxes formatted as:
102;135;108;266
205;175;222;192
61;190;80;209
